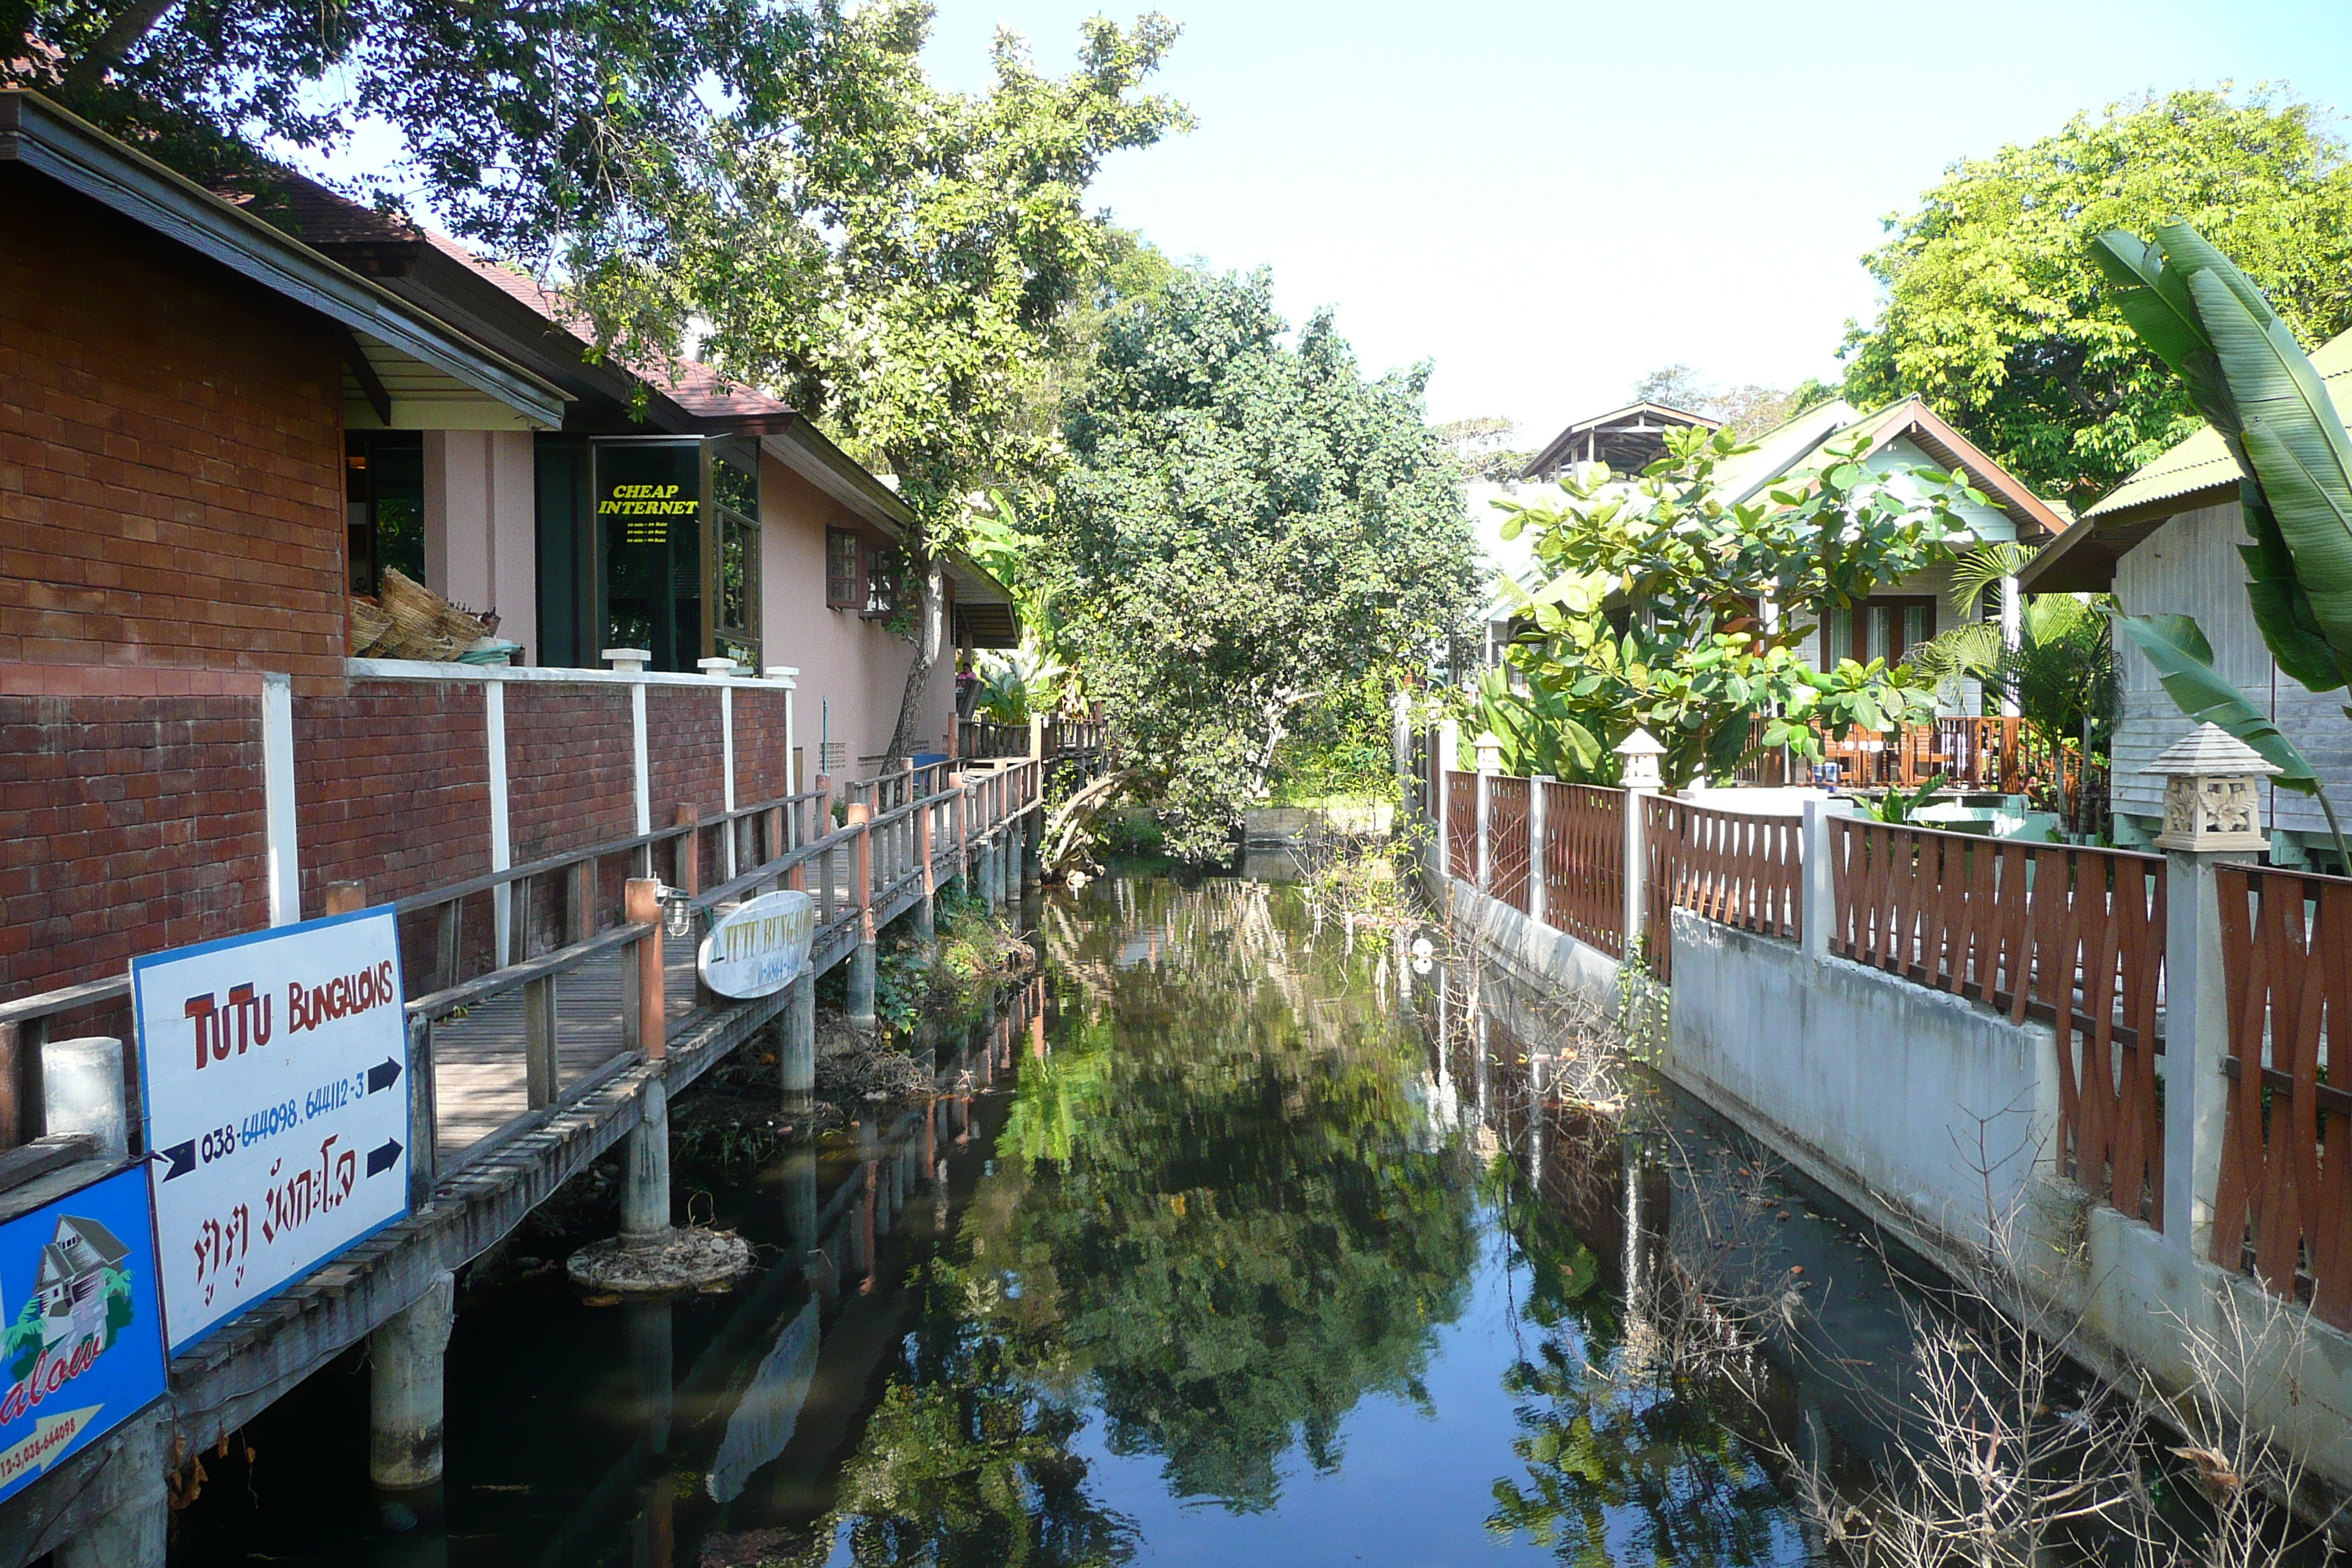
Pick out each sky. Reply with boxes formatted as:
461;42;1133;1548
298;0;2352;451
912;0;2352;445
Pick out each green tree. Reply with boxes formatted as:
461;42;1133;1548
2092;221;2352;864
1049;268;1479;859
1496;427;1972;787
1844;86;2352;505
1627;366;1839;436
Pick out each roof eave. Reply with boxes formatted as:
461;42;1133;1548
0;91;568;430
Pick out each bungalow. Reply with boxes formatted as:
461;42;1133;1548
2017;326;2352;869
0;89;1016;1009
1485;395;2071;715
32;1213;127;1351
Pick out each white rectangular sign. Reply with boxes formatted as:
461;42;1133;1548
131;908;410;1352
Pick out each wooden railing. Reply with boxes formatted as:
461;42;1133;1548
954;715;1109;762
1488;776;1532;915
1644;796;1801;978
2213;864;2352;1325
1539;783;1624;960
1738;716;2029;792
1830;822;2166;1226
1446;772;1477;883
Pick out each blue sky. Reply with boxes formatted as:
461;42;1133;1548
919;0;2352;445
298;1;2352;450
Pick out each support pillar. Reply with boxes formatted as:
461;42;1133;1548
1616;729;1665;962
781;973;815;1115
1527;774;1550;929
1475;739;1496;896
2163;848;2231;1260
1798;796;1850;962
47;1408;168;1568
848;803;876;1030
1023;807;1042;889
369;1272;456;1501
620;1071;671;1245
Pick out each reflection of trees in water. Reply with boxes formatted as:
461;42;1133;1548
802;877;1482;1559
1458;979;1810;1567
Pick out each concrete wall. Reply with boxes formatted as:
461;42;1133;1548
1665;907;2055;1257
756;457;954;779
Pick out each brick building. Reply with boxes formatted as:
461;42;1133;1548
0;91;1016;1019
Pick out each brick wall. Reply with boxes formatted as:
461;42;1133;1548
644;685;725;829
295;681;490;908
0;174;348;690
506;684;636;864
0;668;268;1001
733;685;796;805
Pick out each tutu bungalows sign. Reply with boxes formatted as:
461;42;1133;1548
132;908;410;1353
697;890;816;1000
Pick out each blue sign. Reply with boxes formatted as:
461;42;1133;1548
0;1165;167;1504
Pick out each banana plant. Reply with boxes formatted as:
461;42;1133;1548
2090;223;2352;865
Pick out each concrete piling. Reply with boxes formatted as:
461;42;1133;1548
49;1408;168;1568
620;1071;671;1245
1022;809;1042;890
848;934;878;1030
781;973;815;1114
369;1272;456;1499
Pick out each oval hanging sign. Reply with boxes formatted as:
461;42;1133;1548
697;889;817;999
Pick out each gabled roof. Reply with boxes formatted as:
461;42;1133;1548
2021;327;2352;594
0;91;567;431
1714;395;2071;542
1521;402;1722;480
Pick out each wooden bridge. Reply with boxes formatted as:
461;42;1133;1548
0;755;1044;1564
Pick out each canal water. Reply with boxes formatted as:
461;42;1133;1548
173;873;1917;1567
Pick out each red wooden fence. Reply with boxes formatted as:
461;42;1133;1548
1831;822;2166;1226
1643;798;1803;978
2213;864;2352;1327
1447;772;1477;883
1488;776;1531;914
1540;783;1624;960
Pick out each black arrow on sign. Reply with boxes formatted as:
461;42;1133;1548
366;1138;402;1177
366;1058;402;1094
156;1140;197;1182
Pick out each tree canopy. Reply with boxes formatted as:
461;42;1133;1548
1627;365;1839;437
1049;268;1477;858
1842;86;2352;505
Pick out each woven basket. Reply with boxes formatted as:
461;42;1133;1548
376;568;463;661
347;596;392;656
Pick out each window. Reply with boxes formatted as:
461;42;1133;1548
863;543;905;617
1824;596;1934;668
345;433;424;596
826;529;864;608
712;450;758;663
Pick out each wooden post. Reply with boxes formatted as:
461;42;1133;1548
524;975;559;1109
626;878;666;1060
325;879;368;916
847;804;876;1028
0;1016;45;1148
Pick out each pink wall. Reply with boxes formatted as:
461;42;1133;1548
757;456;955;781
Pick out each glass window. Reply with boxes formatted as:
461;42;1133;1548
596;440;703;671
712;450;758;663
344;433;423;596
826;529;864;608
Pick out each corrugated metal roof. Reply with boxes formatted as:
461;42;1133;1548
2084;327;2352;519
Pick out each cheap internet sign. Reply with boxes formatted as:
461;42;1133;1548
132;908;410;1352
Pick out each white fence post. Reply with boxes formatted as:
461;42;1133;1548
1434;719;1460;881
1474;732;1501;897
1529;776;1551;928
1799;796;1849;962
1617;730;1665;960
260;672;300;926
486;676;511;964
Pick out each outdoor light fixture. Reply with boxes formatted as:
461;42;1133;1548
657;883;696;940
1615;727;1667;792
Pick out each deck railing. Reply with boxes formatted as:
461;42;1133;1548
2213;864;2352;1325
1646;796;1801;977
1488;776;1533;915
1539;782;1625;960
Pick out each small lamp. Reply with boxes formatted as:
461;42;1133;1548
1474;731;1505;774
2141;723;2277;852
657;883;696;940
1616;727;1667;792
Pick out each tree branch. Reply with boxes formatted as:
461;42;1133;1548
60;0;182;94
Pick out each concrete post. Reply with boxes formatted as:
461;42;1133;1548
41;1036;126;1158
1391;689;1411;802
1616;729;1667;962
2163;848;2231;1261
1528;775;1551;929
620;1071;671;1245
1023;804;1043;889
1000;824;1019;903
50;1407;168;1568
369;1271;456;1493
1798;796;1851;961
1475;759;1495;896
781;973;815;1114
847;804;876;1030
1433;719;1460;880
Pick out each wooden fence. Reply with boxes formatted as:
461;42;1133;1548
1540;782;1624;960
1643;796;1802;977
1488;776;1532;915
1829;822;2166;1226
1447;771;1477;883
1738;715;2029;793
2213;864;2352;1326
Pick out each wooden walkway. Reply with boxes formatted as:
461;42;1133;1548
428;933;701;1163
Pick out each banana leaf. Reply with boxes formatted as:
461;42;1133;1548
2110;611;2317;793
